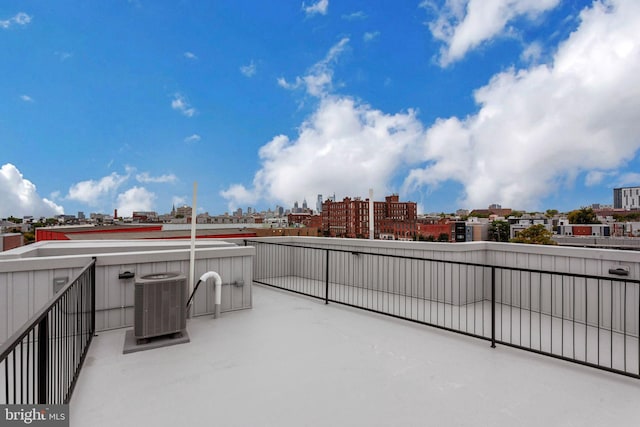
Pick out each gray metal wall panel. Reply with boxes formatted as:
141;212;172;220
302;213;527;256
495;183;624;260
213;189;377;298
247;237;639;336
0;266;84;343
0;245;254;341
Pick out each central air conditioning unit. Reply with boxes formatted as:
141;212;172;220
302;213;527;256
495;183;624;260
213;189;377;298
134;272;187;340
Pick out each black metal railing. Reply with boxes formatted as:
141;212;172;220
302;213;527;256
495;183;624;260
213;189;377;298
246;240;640;379
1;258;96;404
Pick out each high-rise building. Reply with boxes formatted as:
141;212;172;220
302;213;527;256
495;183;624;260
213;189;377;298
316;194;323;213
614;186;640;209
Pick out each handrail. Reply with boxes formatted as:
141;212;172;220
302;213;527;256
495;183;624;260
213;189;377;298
248;239;640;380
1;257;96;404
244;239;640;283
0;259;95;361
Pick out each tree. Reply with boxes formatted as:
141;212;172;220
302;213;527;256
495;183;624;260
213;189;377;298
489;220;510;242
510;224;557;245
469;212;489;218
23;232;35;244
545;209;559;218
437;233;450;242
567;207;599;224
613;211;640;222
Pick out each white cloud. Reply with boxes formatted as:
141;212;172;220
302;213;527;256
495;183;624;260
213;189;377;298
13;12;31;25
302;0;329;17
54;51;73;61
184;134;201;143
424;0;560;66
171;93;196;117
584;170;610;187
20;95;33;102
615;173;640;188
278;37;349;97
135;172;178;184
116;187;156;217
404;0;640;210
0;164;64;217
220;184;259;210
1;12;32;29
585;170;623;187
228;36;423;211
66;172;128;206
58;167;177;215
172;196;188;207
240;60;257;77
342;11;366;20
184;51;198;60
277;76;299;90
363;31;380;42
520;41;543;64
229;0;640;213
221;96;424;211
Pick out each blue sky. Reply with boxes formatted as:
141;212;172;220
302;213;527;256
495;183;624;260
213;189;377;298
2;0;640;218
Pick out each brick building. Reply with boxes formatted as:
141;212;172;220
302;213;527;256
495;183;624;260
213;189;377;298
288;213;322;229
132;211;159;223
416;220;453;241
0;233;23;252
322;194;416;239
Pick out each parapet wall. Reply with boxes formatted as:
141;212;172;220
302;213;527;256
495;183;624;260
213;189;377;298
0;240;254;344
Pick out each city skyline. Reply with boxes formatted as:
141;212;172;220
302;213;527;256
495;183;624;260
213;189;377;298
0;193;621;221
2;1;640;218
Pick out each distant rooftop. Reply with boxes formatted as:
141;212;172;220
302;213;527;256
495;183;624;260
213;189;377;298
71;285;640;427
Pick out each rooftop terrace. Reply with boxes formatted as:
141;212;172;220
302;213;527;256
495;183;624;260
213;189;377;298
1;237;640;426
72;284;640;427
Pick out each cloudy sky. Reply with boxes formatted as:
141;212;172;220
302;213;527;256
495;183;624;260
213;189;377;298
2;0;639;218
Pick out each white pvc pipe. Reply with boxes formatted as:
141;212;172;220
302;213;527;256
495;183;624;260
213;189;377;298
199;271;222;318
188;182;198;312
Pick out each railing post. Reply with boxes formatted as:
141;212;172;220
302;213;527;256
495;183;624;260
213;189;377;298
37;316;48;404
491;266;496;349
91;258;96;335
325;249;329;305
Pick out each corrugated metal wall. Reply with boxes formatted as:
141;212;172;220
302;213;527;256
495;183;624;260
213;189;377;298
94;254;253;331
0;245;254;344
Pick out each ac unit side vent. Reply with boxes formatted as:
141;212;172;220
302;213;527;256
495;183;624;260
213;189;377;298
134;272;187;340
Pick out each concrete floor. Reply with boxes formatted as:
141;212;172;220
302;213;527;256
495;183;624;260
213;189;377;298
71;285;640;427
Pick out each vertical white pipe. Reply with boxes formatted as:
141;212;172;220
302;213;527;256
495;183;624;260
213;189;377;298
369;188;374;240
188;182;198;314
